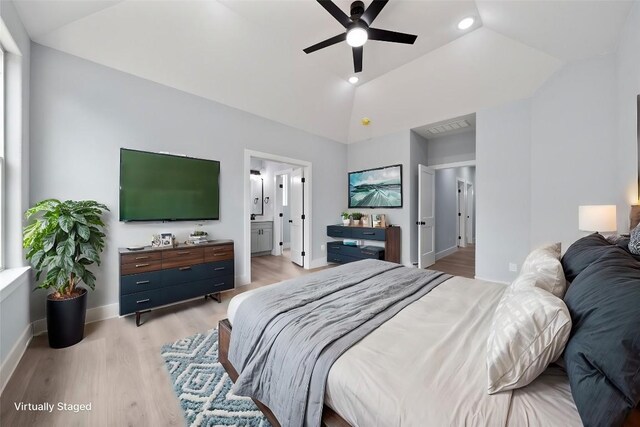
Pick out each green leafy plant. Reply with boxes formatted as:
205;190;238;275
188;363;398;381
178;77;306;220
341;212;350;220
351;212;363;221
23;199;109;299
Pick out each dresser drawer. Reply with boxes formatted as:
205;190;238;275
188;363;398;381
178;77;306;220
163;247;205;259
163;277;234;305
162;263;210;287
327;242;362;258
351;227;386;241
120;290;165;315
121;260;163;276
327;225;352;238
203;260;235;278
204;245;234;262
327;252;360;264
121;270;164;295
359;246;385;259
121;251;162;265
162;254;205;270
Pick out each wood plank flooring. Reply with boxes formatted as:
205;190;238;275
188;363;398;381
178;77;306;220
0;255;321;427
427;245;475;278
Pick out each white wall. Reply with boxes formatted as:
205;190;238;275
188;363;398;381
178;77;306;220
476;99;532;283
616;0;640;224
425;130;476;166
29;44;347;321
530;54;618;250
346;131;413;265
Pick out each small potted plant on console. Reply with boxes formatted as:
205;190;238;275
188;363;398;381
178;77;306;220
341;212;350;226
23;199;109;348
351;212;363;225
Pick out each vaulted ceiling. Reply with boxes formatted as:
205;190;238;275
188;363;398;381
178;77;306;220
11;0;635;143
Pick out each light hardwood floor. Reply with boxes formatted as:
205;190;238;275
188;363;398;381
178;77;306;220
427;244;475;278
0;255;320;427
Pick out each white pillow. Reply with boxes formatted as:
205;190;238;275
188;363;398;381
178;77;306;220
513;243;566;298
487;286;572;394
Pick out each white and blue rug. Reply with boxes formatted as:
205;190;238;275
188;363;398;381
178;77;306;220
161;328;271;427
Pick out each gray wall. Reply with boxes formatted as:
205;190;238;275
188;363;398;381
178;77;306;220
346;131;413;265
435;166;475;255
476;99;532;282
425;130;476;166
29;43;347;321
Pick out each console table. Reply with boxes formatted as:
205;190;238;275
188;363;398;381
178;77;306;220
119;240;234;326
326;225;400;264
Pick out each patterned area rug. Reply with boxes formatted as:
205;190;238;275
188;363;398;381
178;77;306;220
161;328;271;427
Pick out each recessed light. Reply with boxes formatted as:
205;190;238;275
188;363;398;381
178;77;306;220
457;17;474;30
348;76;359;84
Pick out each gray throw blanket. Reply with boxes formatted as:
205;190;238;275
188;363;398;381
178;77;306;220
229;259;451;427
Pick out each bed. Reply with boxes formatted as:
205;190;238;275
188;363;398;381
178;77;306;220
218;229;640;427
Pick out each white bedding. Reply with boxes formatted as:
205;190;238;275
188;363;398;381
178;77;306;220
227;275;581;427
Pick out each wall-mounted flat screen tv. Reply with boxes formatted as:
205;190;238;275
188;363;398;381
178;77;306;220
348;164;403;208
120;149;220;222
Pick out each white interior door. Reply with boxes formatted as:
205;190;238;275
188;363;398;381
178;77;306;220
418;165;436;269
466;183;474;245
457;179;467;248
290;168;304;266
273;174;283;256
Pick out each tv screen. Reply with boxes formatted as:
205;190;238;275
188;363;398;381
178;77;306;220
348;164;402;208
119;149;220;221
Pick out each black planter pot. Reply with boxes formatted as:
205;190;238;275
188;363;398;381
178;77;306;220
46;288;88;349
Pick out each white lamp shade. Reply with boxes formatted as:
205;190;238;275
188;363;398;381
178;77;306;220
578;205;617;232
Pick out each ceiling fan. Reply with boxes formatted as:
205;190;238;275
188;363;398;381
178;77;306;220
303;0;417;74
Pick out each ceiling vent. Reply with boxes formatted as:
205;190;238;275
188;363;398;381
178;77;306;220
426;119;470;135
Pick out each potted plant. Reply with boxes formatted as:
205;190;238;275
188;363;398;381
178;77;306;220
23;199;109;348
341;212;350;226
351;212;363;225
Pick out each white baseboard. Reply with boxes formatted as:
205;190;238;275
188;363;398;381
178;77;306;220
236;274;251;286
474;275;511;285
0;324;32;394
436;246;458;260
310;258;328;269
32;303;120;336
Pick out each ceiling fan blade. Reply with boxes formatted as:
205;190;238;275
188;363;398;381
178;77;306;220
361;0;388;26
303;33;347;54
368;27;417;44
317;0;352;28
353;46;363;73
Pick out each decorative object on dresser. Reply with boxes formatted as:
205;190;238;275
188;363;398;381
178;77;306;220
251;221;273;256
350;212;363;225
341;212;350;226
327;224;400;264
23;199;109;348
119;240;234;326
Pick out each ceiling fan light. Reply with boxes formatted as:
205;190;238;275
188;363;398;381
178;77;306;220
346;27;368;47
457;17;475;30
348;76;359;84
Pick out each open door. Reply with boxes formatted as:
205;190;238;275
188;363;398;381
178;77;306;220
290;168;304;266
418;165;436;269
457;179;467;248
466;182;474;245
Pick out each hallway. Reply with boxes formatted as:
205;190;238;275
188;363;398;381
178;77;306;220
428;245;475;279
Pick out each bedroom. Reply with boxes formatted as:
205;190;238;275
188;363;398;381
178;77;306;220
0;0;639;426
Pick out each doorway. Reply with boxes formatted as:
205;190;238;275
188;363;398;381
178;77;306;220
244;150;312;284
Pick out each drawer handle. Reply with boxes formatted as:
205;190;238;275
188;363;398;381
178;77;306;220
135;280;150;285
177;251;191;255
362;251;375;256
135;256;150;260
179;266;192;271
363;232;375;235
213;253;227;257
214;267;225;271
136;299;150;304
213;282;225;286
135;263;150;268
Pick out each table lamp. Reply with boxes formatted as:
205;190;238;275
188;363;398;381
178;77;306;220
578;205;617;234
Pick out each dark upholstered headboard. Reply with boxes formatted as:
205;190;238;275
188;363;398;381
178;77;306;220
631;205;640;230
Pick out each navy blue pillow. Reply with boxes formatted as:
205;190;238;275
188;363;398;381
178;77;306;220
561;233;617;282
563;248;640;427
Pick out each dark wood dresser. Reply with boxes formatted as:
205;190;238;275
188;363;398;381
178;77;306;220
119;240;234;326
326;225;401;264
